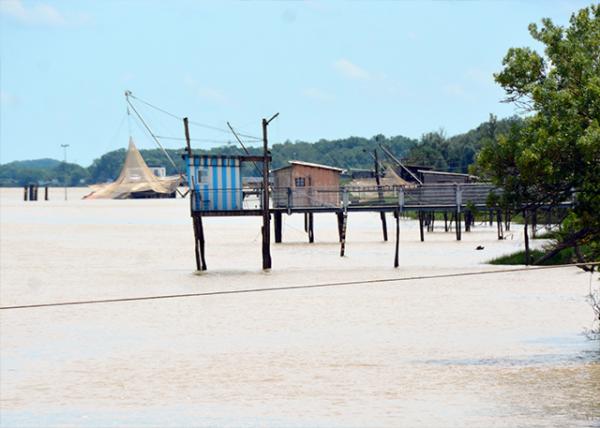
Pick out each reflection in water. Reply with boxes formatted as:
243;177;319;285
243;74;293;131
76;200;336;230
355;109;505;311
1;188;599;427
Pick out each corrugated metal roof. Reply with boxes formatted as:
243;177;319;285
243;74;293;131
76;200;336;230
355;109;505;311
272;160;344;173
417;169;474;178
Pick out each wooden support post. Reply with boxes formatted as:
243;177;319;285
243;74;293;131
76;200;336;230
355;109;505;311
418;211;425;242
193;217;201;271
28;185;35;201
394;210;400;268
373;150;388;241
496;209;504;240
274;211;282;243
380;212;388;241
261;114;278;270
444;212;448;232
455;184;462;240
336;212;344;242
23;186;28;201
44;186;49;201
340;212;347;257
304;213;308;232
524;210;530;266
308;213;314;243
192;216;207;271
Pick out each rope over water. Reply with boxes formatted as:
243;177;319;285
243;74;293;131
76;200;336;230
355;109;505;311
1;262;598;311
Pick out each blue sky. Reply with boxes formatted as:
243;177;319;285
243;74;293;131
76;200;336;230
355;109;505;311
0;0;592;166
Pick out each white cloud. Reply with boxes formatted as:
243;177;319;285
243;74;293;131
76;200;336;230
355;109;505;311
302;87;333;102
466;68;494;86
183;74;230;107
333;58;370;80
443;83;466;97
0;0;90;27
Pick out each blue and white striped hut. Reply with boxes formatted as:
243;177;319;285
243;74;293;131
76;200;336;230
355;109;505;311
184;154;243;211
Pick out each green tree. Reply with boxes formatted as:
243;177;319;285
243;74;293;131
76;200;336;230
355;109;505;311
476;5;600;264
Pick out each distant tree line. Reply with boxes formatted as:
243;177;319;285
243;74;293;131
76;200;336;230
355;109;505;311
0;116;520;187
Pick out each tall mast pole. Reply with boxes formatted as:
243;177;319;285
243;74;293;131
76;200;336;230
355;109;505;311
261;113;279;270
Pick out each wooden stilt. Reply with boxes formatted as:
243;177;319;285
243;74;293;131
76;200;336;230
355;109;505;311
336;212;344;242
380;212;388;241
418;211;425;242
44;186;49;201
394;210;400;268
444;212;448;232
524;210;530;266
274;211;282;243
23;186;28;201
193;217;201;271
304;213;308;232
456;210;462;241
496;209;504;240
29;185;35;201
308;213;314;243
340;212;348;257
261;115;277;270
192;216;207;271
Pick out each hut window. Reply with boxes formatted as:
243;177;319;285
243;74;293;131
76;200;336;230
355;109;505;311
295;177;306;187
197;168;208;183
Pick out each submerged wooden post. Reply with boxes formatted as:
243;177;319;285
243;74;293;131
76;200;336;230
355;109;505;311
29;185;35;201
340;188;348;257
524;210;530;266
304;213;308;232
496;209;504;240
394;210;400;268
418;211;425;242
184;117;207;271
336;212;344;242
374;149;388;241
23;186;28;201
44;186;49;201
274;211;282;243
456;211;462;240
193;215;207;271
340;213;347;256
261;114;278;270
308;213;314;243
455;184;462;241
444;211;448;232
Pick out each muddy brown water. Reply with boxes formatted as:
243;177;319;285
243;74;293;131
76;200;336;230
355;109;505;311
1;188;598;427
